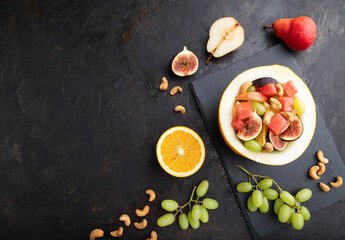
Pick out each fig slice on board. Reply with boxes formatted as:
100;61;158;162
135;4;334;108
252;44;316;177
171;46;199;77
237;112;262;141
280;115;303;141
268;130;288;151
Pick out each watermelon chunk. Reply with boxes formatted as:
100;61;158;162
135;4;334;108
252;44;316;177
278;96;294;112
235;101;253;120
231;118;246;131
267;113;289;135
260;83;278;97
235;92;268;103
282;80;298;96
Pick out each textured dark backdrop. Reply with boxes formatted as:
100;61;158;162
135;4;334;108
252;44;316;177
0;0;344;239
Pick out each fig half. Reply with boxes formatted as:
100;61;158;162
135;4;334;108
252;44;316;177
280;115;303;141
237;112;262;141
252;77;278;86
268;130;288;151
171;46;199;77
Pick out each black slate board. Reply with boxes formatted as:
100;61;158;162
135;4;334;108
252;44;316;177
190;44;345;239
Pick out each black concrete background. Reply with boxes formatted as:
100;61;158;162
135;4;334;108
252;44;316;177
0;0;344;239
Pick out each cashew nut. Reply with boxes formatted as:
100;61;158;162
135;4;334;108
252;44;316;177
317;162;326;176
174;105;186;114
110;227;123;237
90;229;104;240
317;150;329;164
261;142;274;153
330;176;343;188
270;97;282;111
281;112;294;123
134;219;147;229
147;231;158;240
308;165;320;180
276;83;284;96
263;111;274;125
319;182;330;192
119;214;131;226
159;77;168;91
135;205;150;217
170;86;182;96
146;189;156;202
239;81;253;95
263;102;271;109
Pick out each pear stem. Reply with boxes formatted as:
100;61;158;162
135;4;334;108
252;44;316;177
205;53;213;65
263;25;273;29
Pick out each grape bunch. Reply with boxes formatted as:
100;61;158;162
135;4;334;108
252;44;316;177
157;180;219;230
235;165;312;230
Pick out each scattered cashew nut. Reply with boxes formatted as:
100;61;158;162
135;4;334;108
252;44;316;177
317;162;326;176
270;97;282;111
146;189;156;202
90;229;104;240
110;227;123;237
134;219;147;229
308;165;320;180
263;111;274;125
239;81;253;95
261;142;274;153
276;83;284;96
136;205;150;217
147;231;158;240
317;150;329;164
170;86;182;96
281;111;294;122
330;176;343;188
159;77;168;91
174;105;186;114
319;182;330;192
119;214;131;226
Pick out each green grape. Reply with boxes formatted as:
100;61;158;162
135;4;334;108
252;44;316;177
293;97;305;115
157;213;175;227
252;101;266;115
244;140;262;152
259;196;269;213
200;206;209;223
161;199;179;212
191;205;201;220
202;198;219;210
295;188;312;202
258;179;273;190
295;201;301;207
247;86;256;92
196;180;209;197
236;182;253;193
178;213;189;230
299;206;311;221
291;212;304;230
286;207;296;224
247;196;257;212
280;191;296;206
274;198;284;215
188;211;200;229
252;190;263;207
278;204;292;223
263;188;278;200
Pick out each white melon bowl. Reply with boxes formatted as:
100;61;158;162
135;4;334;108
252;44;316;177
218;65;316;165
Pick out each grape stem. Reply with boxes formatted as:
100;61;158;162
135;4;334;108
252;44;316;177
235;165;283;192
175;186;198;214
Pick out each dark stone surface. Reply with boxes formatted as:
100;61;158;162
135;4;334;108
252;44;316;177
0;0;344;239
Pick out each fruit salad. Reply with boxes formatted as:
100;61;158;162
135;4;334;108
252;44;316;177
231;77;305;153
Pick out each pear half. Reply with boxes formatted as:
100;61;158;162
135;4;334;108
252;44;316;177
206;17;245;64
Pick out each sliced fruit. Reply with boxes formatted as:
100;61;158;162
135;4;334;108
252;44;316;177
156;126;205;177
237;112;262;141
235;92;268;103
171;46;199;77
282;80;298;96
206;17;245;64
281;115;304;141
268;130;288;151
255;124;268;146
278;96;294;112
235;101;253;120
267;113;289;135
293;97;305;115
252;77;278;86
260;83;278;97
231;118;246;131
